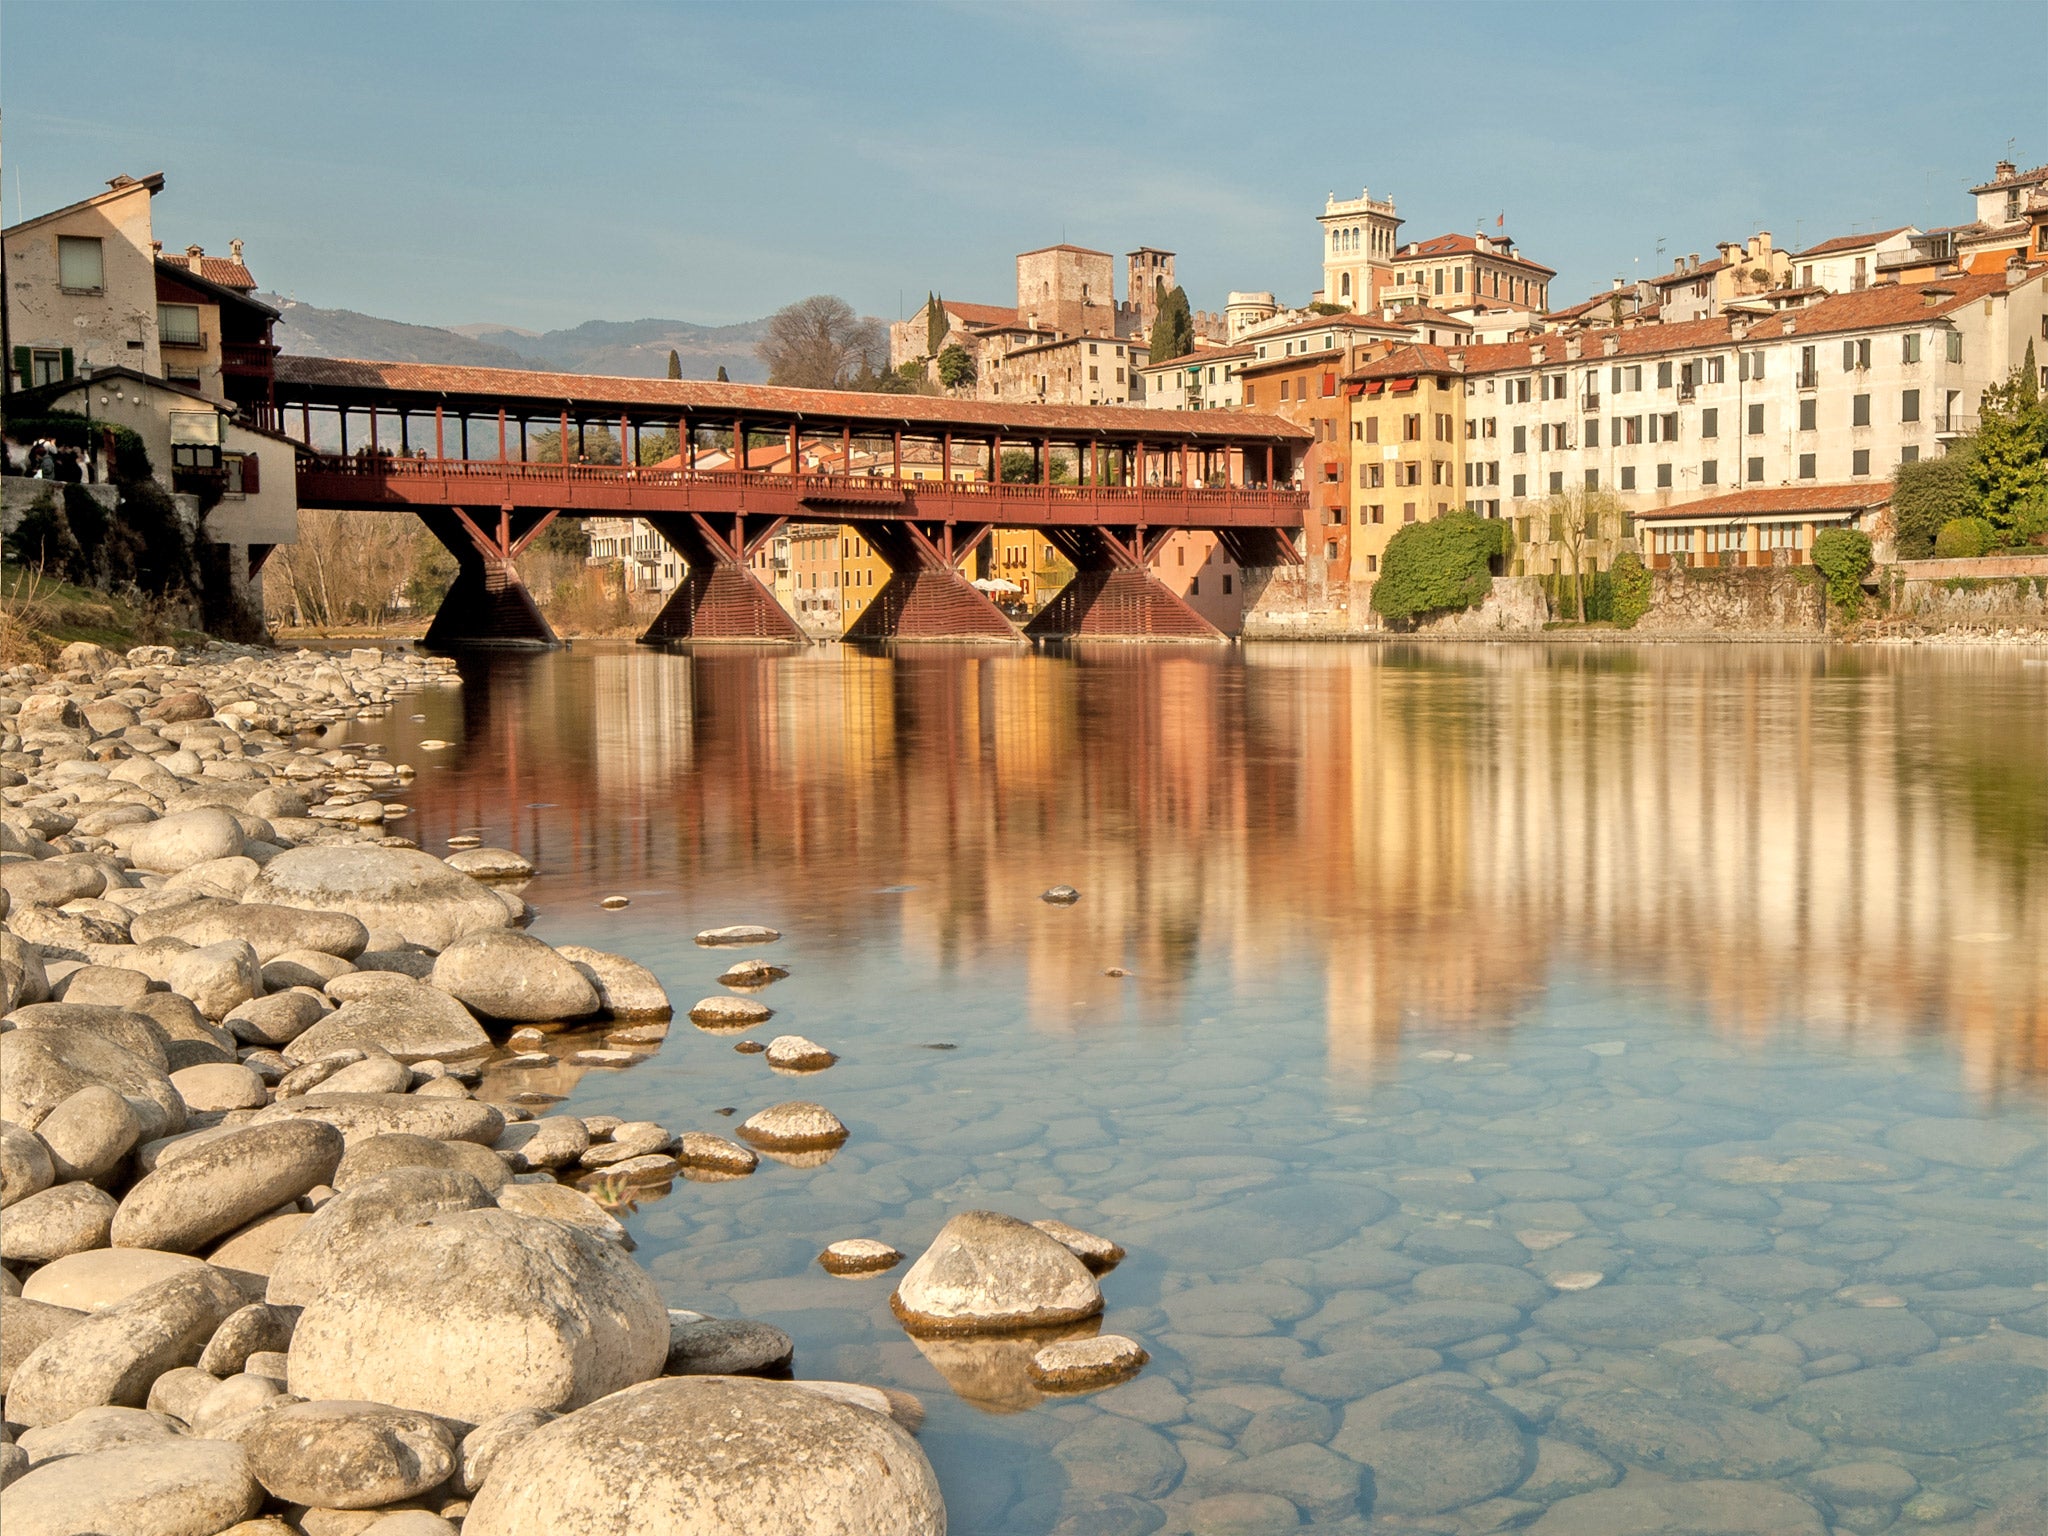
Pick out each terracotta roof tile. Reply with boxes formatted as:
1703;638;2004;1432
944;300;1020;327
1395;231;1557;276
272;356;1311;440
199;258;256;290
1635;483;1891;521
1791;227;1913;259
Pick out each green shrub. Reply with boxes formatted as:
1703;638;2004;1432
5;488;85;580
1933;516;1995;560
1610;551;1652;628
1370;511;1511;622
1892;450;1975;559
1812;527;1874;619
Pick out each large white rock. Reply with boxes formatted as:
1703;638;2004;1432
891;1209;1104;1335
136;897;370;962
34;1083;144;1183
1;1437;263;1536
0;1024;185;1135
287;1208;668;1423
556;946;671;1018
239;1398;457;1509
430;930;600;1022
253;1091;504;1148
1;1118;56;1206
162;940;262;1022
282;979;490;1065
0;1180;116;1263
124;809;247;874
19;1248;211;1311
1;1294;83;1394
247;845;511;951
463;1376;944;1536
111;1118;343;1254
4;1264;246;1426
266;1167;497;1307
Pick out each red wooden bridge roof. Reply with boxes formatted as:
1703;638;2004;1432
274;356;1312;443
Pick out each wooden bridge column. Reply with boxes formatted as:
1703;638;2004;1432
843;520;1018;642
417;506;560;651
1023;524;1224;642
638;513;805;645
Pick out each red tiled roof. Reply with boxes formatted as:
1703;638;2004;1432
944;300;1019;327
1969;163;2048;195
1251;311;1410;343
199;258;256;290
1635;484;1891;522
1018;243;1112;258
1346;344;1456;381
1385;306;1475;329
1138;342;1254;369
1453;269;2033;375
1395;232;1557;276
1651;258;1729;288
271;356;1312;440
1791;227;1913;259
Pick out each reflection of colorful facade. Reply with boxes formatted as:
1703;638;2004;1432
403;644;2048;1096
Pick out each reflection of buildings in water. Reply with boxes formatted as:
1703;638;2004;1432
384;643;2047;1093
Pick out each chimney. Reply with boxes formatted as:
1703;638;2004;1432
150;240;163;257
1688;252;1701;271
1602;335;1620;356
185;244;204;274
230;238;244;265
1564;337;1582;360
1995;159;2016;179
1530;344;1546;365
1780;317;1798;336
1447;350;1465;370
2008;253;2030;287
1611;277;1624;291
1730;319;1750;342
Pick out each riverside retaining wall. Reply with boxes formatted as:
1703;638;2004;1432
1884;553;2048;632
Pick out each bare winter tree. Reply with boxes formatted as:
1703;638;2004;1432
756;295;886;390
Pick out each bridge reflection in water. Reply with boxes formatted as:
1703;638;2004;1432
389;643;2048;1101
276;358;1313;649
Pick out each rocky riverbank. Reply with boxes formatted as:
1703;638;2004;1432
0;640;1110;1533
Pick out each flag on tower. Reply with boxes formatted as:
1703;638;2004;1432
1497;211;1505;230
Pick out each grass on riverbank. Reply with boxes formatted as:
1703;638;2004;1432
1;563;206;664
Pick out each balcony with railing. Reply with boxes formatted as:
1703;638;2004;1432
1936;413;1979;438
158;320;206;349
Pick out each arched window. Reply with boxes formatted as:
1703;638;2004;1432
1341;273;1352;298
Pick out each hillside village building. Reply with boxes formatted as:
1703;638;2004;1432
2;172;297;626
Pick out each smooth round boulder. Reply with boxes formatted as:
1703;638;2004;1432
1331;1380;1531;1515
455;1407;555;1495
254;1091;505;1148
891;1209;1104;1335
34;1084;143;1183
2;857;105;907
14;1402;183;1464
493;1181;631;1248
170;1060;270;1112
9;1001;173;1071
5;1264;247;1426
1;1294;84;1394
675;1131;757;1175
112;1118;343;1254
736;1101;847;1151
690;995;770;1028
1;1437;263;1536
265;1168;497;1307
443;847;534;881
1;1118;56;1205
1032;1218;1126;1275
554;946;670;1018
318;1054;413;1095
764;1034;835;1071
20;1247;211;1310
287;1207;669;1422
247;845;511;951
820;1238;903;1276
241;1398;456;1509
123;809;247;875
282;980;490;1065
463;1375;942;1536
333;1132;511;1194
199;1302;300;1376
136;898;371;962
0;1180;117;1263
225;990;328;1048
1;1023;185;1134
429;930;600;1022
664;1316;793;1377
694;924;780;946
163;940;262;1021
1028;1334;1149;1391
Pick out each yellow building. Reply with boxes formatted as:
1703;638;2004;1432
1344;344;1468;580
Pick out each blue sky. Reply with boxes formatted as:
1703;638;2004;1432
4;1;2038;331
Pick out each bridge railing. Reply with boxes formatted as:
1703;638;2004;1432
298;454;1307;516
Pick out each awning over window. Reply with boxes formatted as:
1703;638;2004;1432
1345;382;1366;398
1389;378;1418;395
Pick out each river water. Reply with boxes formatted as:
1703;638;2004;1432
340;641;2048;1536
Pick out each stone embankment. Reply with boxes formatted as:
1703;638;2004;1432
0;640;1060;1534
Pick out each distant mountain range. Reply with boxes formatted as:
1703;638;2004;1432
266;298;772;382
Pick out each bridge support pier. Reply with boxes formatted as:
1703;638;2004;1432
845;521;1020;642
638;513;806;644
1025;526;1227;641
419;508;561;651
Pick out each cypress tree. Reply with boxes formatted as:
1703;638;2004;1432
926;293;947;358
1149;286;1195;364
667;349;682;379
715;365;729;383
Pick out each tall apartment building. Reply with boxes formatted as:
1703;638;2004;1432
1319;188;1403;311
1390;230;1553;314
1342;265;2046;579
1346;346;1469;581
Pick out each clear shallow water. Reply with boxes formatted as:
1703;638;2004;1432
342;643;2048;1536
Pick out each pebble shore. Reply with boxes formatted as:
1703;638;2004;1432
0;640;1147;1534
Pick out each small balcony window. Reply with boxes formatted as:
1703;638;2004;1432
159;304;203;347
58;235;104;292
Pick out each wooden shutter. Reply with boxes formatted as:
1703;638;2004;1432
60;348;75;380
242;453;260;493
11;347;28;388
